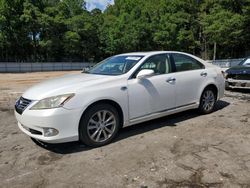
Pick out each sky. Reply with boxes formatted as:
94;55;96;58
85;0;114;11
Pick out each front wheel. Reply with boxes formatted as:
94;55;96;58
198;88;216;114
79;103;120;147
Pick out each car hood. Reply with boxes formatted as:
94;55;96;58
226;66;250;75
22;73;118;100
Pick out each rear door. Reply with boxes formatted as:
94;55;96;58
170;53;207;107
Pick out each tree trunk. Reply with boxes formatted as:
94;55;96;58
213;42;217;60
204;37;207;60
32;32;37;62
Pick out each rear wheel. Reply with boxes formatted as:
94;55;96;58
79;103;120;147
198;88;216;114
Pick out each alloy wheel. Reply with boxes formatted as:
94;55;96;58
201;90;215;112
87;110;116;143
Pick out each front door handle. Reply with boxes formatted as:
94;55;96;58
166;77;176;83
200;72;207;77
120;86;127;91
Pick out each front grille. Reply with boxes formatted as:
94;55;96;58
15;97;32;115
228;74;250;80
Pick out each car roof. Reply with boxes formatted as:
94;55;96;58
116;51;212;67
117;51;194;56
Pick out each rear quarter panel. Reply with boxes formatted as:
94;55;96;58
199;66;225;101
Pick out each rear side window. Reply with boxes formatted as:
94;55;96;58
172;53;204;72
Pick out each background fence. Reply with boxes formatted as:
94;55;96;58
208;58;244;68
0;58;245;73
0;62;94;73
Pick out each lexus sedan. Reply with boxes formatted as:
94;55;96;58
15;51;225;147
225;57;250;89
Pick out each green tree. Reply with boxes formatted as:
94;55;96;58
0;0;249;62
200;0;246;59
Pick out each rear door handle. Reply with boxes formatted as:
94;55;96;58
166;77;176;83
200;72;207;77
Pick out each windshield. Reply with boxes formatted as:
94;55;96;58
240;58;250;66
87;55;143;75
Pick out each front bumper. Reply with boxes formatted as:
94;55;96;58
226;78;250;89
15;107;82;143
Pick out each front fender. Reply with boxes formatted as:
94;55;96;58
63;87;129;127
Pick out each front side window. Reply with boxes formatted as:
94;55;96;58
136;54;172;75
87;55;143;75
172;53;204;72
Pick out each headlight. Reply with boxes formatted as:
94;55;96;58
30;93;74;110
221;71;228;79
224;72;228;79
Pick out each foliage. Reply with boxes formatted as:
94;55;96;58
0;0;249;62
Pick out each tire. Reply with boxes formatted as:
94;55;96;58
198;87;216;114
79;103;120;147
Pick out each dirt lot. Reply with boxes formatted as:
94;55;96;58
0;71;250;188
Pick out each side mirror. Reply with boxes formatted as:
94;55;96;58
82;66;90;73
136;69;154;79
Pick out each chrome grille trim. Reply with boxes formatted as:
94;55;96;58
15;97;32;115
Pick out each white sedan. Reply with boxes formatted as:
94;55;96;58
15;51;225;147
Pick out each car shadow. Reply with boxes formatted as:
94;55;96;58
31;100;230;154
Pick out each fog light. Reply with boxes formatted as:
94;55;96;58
43;128;59;137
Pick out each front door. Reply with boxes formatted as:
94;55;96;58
127;54;176;120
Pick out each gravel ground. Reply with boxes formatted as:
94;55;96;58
0;72;250;188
